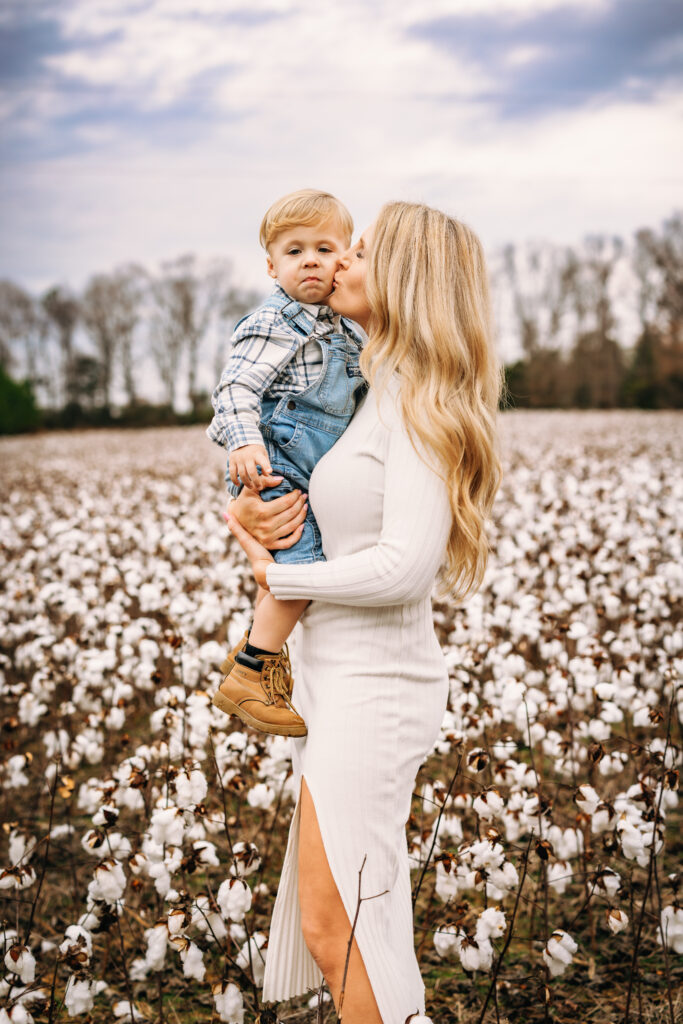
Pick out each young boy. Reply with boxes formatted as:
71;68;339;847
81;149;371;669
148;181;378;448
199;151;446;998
207;189;366;737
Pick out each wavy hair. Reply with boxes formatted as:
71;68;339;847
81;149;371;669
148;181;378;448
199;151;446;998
361;201;505;601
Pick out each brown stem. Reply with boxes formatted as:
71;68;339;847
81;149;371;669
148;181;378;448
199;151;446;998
337;856;388;1023
477;834;533;1024
412;754;462;910
23;757;59;948
623;681;676;1024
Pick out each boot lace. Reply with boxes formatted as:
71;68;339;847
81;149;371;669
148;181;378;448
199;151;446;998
260;653;300;716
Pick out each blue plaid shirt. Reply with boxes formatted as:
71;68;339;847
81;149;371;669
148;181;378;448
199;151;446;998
207;284;363;453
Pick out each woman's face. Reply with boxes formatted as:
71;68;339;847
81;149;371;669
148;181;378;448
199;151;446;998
328;223;375;330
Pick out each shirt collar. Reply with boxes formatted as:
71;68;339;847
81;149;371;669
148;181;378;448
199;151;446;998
273;283;340;330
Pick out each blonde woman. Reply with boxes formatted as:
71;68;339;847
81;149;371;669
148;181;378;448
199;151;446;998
225;202;504;1024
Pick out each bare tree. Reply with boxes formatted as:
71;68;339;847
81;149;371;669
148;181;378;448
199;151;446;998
634;213;683;343
0;281;49;386
213;285;263;383
42;286;80;406
150;255;233;411
81;264;147;410
502;241;572;355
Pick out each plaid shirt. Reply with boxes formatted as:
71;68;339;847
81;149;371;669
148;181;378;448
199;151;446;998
207;284;363;452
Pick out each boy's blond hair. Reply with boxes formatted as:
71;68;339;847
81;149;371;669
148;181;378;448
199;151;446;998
259;189;353;251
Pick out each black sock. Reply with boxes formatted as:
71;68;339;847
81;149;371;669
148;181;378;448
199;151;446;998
244;640;278;659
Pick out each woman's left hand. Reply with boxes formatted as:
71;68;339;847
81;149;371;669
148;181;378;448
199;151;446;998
224;511;274;590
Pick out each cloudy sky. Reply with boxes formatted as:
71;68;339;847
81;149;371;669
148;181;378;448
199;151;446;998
1;0;682;305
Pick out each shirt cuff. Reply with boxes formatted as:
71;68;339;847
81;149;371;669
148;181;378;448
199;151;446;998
225;422;267;452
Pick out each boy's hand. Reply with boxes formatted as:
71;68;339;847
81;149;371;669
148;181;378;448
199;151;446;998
229;444;274;491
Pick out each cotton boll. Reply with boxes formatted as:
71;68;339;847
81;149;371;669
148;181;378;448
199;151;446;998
433;926;459;958
144;924;168;972
235;932;267;985
457;933;493;972
246;783;276;810
542;930;578;977
439;815;463;843
192;841;220;867
90;859;126;903
167;908;187;937
191;896;228;941
4;946;35;984
658;906;683;954
8;831;37;868
212;981;245;1023
575;785;601;816
174;766;208;808
217;879;253;922
616;818;645;862
229;842;261;878
112;1001;146;1021
594;869;621;898
606;909;629;935
473;789;504;821
435;861;460;903
488;859;519;898
59;925;92;965
476;907;506;941
64;977;97;1016
179;940;205;982
150;806;185;848
547;861;572;894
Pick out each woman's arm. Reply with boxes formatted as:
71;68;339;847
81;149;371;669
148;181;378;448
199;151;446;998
265;415;452;607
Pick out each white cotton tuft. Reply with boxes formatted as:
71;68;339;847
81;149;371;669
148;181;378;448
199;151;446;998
212;981;245;1023
433;926;459;958
64;977;97;1017
4;945;36;983
658;905;683;954
217;879;252;922
606;909;629;935
542;930;578;977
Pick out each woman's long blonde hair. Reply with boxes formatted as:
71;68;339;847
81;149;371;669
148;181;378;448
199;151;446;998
361;201;505;601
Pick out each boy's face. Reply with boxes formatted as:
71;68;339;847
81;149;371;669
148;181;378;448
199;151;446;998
266;219;349;305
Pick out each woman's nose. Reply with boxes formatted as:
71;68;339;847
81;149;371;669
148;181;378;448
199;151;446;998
337;250;351;269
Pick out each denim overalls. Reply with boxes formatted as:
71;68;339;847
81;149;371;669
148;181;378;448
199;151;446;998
238;292;367;565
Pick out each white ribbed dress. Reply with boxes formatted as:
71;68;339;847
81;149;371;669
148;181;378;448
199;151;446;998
261;379;451;1024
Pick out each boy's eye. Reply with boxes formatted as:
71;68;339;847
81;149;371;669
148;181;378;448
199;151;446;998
319;247;332;253
287;248;301;255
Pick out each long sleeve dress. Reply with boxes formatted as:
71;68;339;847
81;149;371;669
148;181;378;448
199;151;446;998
260;377;452;1024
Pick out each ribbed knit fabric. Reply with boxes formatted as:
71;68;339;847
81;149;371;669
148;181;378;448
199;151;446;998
261;379;451;1024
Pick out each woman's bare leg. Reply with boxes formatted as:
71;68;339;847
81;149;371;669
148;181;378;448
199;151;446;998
298;778;383;1024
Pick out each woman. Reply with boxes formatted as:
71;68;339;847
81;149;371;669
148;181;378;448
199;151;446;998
225;202;503;1023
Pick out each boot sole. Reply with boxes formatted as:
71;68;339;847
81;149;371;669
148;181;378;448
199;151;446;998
212;690;307;737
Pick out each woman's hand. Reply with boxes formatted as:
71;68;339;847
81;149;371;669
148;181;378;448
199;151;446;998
224;511;275;590
230;487;307;549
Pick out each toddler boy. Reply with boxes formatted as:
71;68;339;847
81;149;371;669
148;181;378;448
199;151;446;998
207;189;366;736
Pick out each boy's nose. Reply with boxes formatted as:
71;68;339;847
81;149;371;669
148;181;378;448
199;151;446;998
303;252;320;266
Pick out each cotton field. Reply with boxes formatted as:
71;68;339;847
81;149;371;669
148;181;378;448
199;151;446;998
0;411;681;1024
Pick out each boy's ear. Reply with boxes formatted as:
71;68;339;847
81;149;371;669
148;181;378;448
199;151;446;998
266;255;277;280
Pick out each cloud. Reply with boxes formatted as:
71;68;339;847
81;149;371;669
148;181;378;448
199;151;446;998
0;0;681;324
408;0;683;118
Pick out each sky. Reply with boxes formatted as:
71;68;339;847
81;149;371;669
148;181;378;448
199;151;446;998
1;0;682;353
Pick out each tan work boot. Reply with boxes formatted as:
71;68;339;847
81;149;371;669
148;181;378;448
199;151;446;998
219;631;249;675
212;651;307;737
219;633;293;695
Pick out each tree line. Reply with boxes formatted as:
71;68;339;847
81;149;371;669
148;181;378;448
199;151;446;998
497;212;683;409
1;214;681;434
